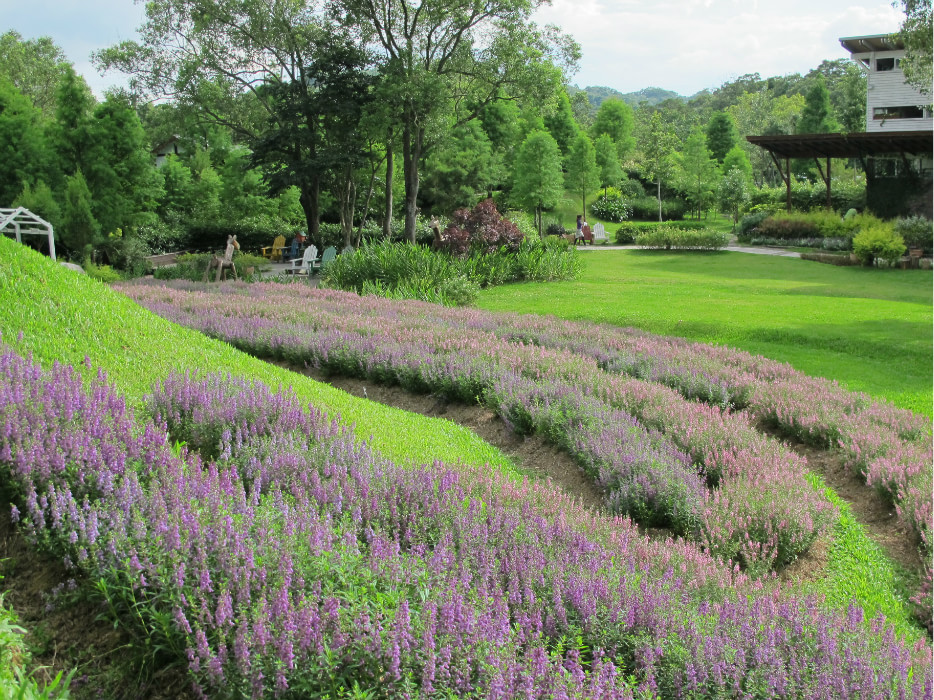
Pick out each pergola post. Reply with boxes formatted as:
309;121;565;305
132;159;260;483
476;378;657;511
813;156;833;209
767;151;793;212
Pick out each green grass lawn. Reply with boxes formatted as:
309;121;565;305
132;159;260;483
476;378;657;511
475;249;933;416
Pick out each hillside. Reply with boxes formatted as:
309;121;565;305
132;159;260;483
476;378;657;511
576;84;687;107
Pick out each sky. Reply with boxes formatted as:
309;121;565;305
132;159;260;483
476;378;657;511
0;0;904;99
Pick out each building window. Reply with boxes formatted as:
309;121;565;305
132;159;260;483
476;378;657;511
873;105;925;120
875;57;900;71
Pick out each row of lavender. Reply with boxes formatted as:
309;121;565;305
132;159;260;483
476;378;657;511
1;347;930;697
444;306;932;556
122;281;836;575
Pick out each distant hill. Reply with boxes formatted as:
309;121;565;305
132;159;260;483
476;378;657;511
576;85;687;108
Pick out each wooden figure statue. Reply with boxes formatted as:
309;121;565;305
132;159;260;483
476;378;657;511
203;235;240;282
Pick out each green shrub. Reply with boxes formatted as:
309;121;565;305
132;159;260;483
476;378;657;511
894;216;933;254
634;228;730;250
83;261;124;283
137;217;189;255
756;212;821;239
627;196;687;221
590;192;632;222
852;223;906;266
618;178;646;199
616;221;708;245
546;222;568;237
615;224;637;245
322;238;579;305
187;214;295;253
439;274;480;305
748;236;852;251
748;182;865;212
738;211;771;239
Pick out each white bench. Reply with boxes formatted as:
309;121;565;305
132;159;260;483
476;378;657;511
592;223;608;243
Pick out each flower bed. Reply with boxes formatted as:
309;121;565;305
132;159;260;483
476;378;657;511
2;348;930;697
119;282;839;574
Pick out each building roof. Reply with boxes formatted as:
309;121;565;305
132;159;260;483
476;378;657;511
839;34;904;54
746;131;932;159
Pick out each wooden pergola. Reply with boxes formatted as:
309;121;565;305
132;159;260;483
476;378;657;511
746;131;933;210
0;207;56;260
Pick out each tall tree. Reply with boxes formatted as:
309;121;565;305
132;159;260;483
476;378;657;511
594;133;622;196
544;89;580;158
84;94;160;235
0;80;51;205
95;2;377;244
718;167;750;231
569;88;596;129
797;77;841;134
512;130;563;235
808;59;866;133
675;127;719;219
0;31;73;117
52;65;95;180
337;0;578;241
590;98;635;161
565;133;599;220
705;111;739;163
421;120;494;214
642;111;677;222
60;171;100;257
720;145;753;182
727;90;804;186
896;0;932;93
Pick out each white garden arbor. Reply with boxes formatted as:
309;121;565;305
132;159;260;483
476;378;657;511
0;207;56;260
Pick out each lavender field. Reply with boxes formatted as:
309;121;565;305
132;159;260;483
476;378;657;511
3;347;931;698
1;241;931;698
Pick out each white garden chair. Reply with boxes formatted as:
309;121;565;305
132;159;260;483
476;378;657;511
289;245;318;275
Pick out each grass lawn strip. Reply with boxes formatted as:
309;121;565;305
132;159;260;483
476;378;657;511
475;249;932;416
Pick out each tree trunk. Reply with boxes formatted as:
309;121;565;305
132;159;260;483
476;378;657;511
355;163;379;247
657;179;662;222
383;136;394;239
402;118;423;244
338;165;356;249
300;178;321;248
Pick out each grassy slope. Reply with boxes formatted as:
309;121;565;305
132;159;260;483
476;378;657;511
0;239;512;473
475;249;933;416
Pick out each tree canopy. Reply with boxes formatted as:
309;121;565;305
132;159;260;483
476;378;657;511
897;0;933;93
512;129;563;235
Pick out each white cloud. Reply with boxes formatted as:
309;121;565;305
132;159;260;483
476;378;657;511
534;0;903;94
0;0;905;98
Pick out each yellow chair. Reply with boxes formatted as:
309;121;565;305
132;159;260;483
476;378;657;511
261;235;286;262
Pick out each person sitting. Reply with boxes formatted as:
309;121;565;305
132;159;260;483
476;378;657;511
287;230;306;261
576;215;588;245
